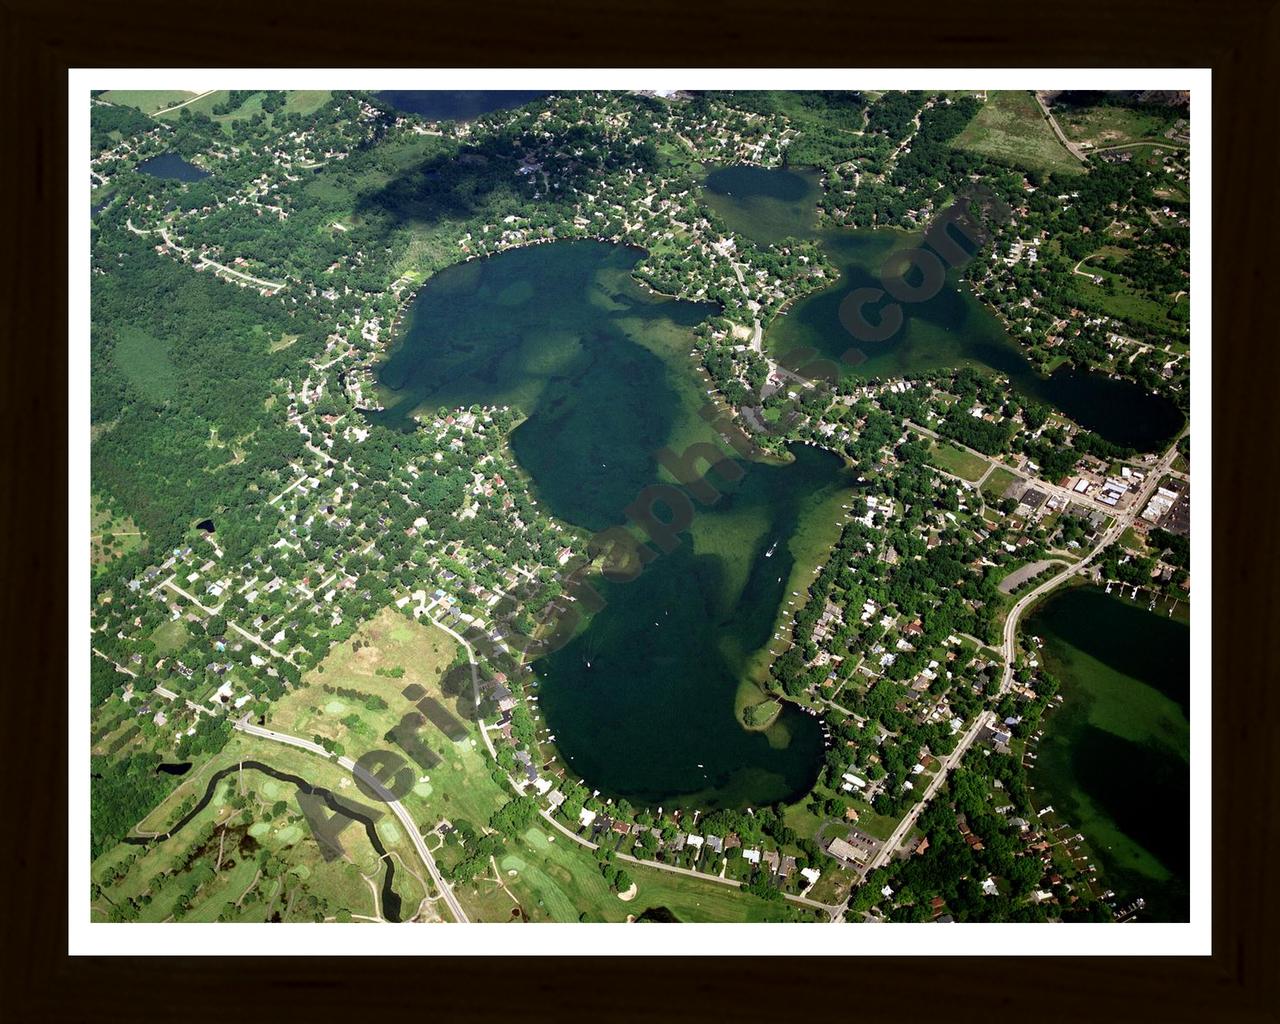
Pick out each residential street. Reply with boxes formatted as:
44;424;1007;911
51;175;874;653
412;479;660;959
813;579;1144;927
844;427;1186;910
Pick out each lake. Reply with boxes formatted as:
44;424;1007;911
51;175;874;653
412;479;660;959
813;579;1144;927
703;166;1185;452
375;240;845;809
136;153;210;182
703;164;823;245
378;91;555;122
1024;585;1190;921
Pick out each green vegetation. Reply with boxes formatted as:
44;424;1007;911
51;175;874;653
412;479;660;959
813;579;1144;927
100;90;200;115
87;88;1192;925
927;441;990;482
92;493;144;571
92;733;435;923
981;466;1020;502
1051;95;1184;151
952;91;1085;176
111;325;179;402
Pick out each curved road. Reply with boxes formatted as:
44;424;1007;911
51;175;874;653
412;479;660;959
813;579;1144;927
1034;92;1088;163
234;717;469;923
852;428;1186;902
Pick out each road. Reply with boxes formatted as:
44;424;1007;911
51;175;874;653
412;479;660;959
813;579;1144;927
728;260;764;354
234;717;469;923
907;419;1164;515
859;709;994;881
195;256;287;292
155;576;295;664
998;429;1185;690
846;427;1186;900
425;612;496;759
1034;92;1088;163
152;90;217;116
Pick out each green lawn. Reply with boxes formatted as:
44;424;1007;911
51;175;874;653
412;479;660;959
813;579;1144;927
101;90;200;115
149;617;191;657
982;466;1021;502
266;607;513;830
953;91;1084;176
928;441;990;482
94;732;440;924
283;90;333;116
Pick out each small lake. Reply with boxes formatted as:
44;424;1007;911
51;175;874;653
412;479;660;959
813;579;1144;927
136;153;210;182
1024;585;1190;921
374;240;842;809
703;164;823;245
703;166;1185;453
377;91;555;121
155;761;192;776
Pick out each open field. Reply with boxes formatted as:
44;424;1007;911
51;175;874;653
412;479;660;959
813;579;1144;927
91;493;144;571
149;617;192;657
1052;101;1183;151
981;466;1021;502
261;605;812;922
952;91;1084;177
152;90;334;132
266;606;515;849
100;90;201;115
928;442;989;482
1065;262;1186;335
268;606;461;746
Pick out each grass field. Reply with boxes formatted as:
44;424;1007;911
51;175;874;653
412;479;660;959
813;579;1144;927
100;90;202;114
952;91;1084;177
1065;262;1186;336
151;90;334;132
91;493;143;571
928;442;990;482
149;617;192;657
981;466;1021;502
1052;101;1182;151
1119;526;1147;552
267;606;517;847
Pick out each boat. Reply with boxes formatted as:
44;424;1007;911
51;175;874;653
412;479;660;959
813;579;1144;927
765;541;777;558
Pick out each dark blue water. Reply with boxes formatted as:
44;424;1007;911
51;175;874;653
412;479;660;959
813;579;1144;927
137;153;210;182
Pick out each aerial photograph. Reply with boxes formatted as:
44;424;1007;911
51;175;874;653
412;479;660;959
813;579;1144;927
86;84;1194;929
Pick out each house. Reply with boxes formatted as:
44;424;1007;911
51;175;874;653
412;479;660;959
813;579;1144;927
514;749;538;783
